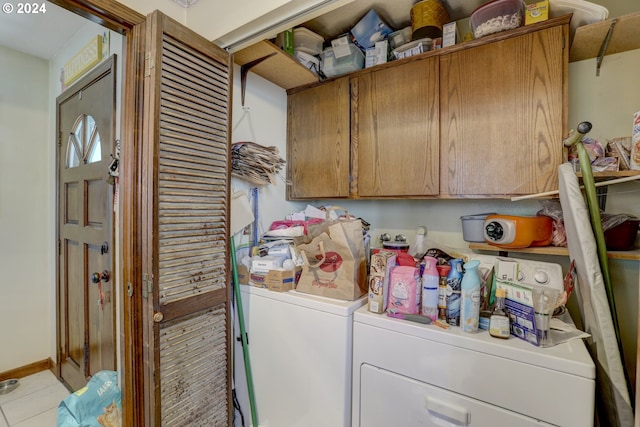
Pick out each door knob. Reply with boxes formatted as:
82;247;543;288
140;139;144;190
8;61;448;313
91;270;111;283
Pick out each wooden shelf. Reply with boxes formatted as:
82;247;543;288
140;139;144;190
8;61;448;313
469;242;640;261
232;40;319;90
570;11;640;62
576;170;640;180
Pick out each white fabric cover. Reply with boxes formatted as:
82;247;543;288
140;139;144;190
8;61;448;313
558;163;633;426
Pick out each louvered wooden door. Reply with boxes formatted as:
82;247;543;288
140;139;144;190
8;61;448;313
141;11;231;425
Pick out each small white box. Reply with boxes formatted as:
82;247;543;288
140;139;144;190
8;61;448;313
442;21;457;47
365;40;388;68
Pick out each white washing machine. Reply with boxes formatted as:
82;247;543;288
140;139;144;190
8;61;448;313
234;285;366;427
351;259;596;427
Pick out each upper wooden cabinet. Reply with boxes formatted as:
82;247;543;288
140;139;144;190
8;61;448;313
352;57;440;197
439;23;568;197
287;77;351;199
285;15;570;200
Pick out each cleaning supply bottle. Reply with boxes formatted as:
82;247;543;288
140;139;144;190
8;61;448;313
460;259;481;333
446;258;463;326
489;288;510;339
436;264;451;320
421;256;439;321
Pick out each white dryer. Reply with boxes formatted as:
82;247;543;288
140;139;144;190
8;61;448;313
351;305;596;427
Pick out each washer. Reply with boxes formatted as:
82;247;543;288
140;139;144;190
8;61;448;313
352;290;596;426
234;285;366;427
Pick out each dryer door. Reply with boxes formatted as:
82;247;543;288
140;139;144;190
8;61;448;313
359;364;553;427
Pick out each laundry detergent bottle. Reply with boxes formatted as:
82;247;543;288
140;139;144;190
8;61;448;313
460;259;481;333
421;256;439;321
446;258;463;326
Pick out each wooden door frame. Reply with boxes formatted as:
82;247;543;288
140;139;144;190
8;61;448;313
50;1;146;425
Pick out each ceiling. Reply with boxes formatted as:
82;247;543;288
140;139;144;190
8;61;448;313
0;2;87;60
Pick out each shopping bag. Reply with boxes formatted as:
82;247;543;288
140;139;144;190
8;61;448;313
295;219;367;300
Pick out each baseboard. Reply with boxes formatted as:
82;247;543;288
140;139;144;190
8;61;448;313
0;358;54;381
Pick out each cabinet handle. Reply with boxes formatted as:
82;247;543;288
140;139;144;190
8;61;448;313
425;396;470;425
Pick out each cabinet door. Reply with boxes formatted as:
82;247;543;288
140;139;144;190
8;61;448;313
352;58;440;197
440;25;567;196
287;78;350;199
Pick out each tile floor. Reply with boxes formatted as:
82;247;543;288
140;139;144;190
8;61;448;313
0;371;70;427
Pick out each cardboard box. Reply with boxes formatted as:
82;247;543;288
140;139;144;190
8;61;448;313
525;0;549;25
237;265;250;285
442;21;457;47
250;268;301;292
368;250;397;313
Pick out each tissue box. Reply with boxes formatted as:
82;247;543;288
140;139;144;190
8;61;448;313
351;9;393;50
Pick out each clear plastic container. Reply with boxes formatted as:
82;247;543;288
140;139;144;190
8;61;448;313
470;0;525;38
277;27;325;56
293;27;324;55
320;44;365;78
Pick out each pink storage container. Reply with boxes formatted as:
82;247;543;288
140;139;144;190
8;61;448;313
470;0;525;38
387;266;421;314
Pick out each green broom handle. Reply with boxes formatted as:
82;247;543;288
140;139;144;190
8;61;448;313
563;122;623;356
231;237;258;426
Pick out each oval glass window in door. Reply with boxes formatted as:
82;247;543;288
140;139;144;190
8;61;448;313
66;114;101;168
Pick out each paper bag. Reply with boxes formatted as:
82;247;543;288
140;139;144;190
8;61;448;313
296;219;367;300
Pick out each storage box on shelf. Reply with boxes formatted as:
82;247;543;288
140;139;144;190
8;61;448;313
320;43;365;78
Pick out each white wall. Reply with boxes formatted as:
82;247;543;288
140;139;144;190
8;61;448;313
0;46;51;372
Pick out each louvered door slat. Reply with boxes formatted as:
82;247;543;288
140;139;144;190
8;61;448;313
159;307;228;426
142;11;231;426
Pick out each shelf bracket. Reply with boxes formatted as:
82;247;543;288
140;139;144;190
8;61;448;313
596;18;617;77
240;52;277;107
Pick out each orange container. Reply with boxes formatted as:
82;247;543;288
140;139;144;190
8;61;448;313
483;214;553;248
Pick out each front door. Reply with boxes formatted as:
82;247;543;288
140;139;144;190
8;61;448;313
57;57;116;391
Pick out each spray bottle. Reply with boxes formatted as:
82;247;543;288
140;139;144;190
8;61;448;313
421;256;439;321
460;260;481;333
446;258;463;326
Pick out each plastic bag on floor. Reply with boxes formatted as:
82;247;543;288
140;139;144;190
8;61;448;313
57;370;121;427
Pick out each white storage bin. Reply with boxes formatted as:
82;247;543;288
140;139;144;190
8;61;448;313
293;27;324;55
320;44;365;78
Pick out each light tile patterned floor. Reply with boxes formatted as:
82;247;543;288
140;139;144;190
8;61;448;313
0;371;70;427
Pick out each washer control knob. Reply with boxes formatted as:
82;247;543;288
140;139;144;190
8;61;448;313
534;270;549;285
